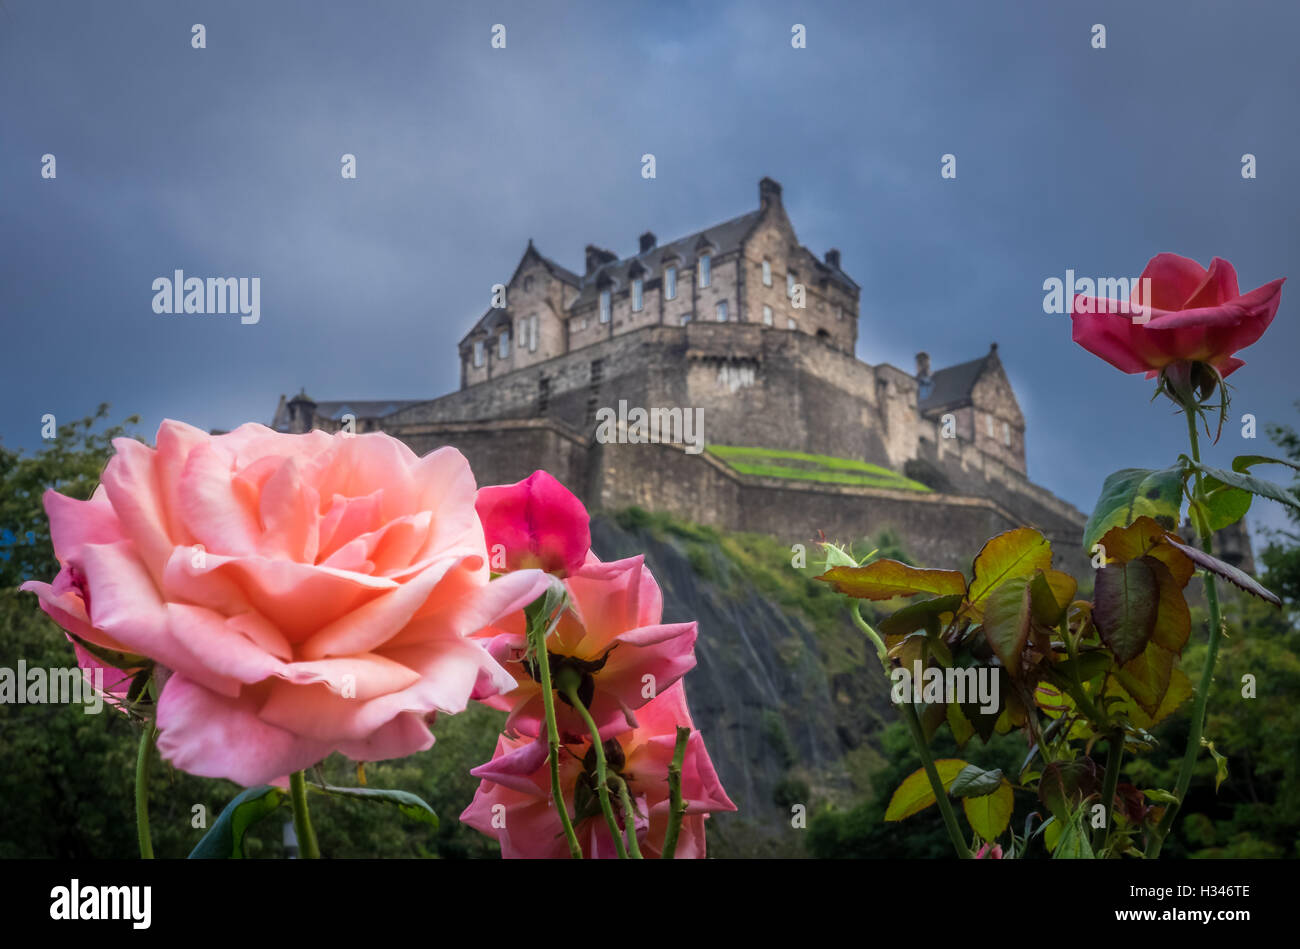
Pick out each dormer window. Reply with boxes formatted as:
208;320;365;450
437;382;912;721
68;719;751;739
698;254;711;288
599;289;611;323
762;259;772;286
632;277;643;312
498;332;510;359
472;340;485;367
665;265;677;300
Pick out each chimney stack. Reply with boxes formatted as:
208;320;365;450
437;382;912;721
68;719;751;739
915;352;931;381
759;177;783;210
825;248;841;269
639;231;656;254
584;244;618;275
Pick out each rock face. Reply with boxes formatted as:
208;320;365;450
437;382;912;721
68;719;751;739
589;515;894;857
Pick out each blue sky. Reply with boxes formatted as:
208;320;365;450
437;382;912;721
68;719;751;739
2;0;1297;538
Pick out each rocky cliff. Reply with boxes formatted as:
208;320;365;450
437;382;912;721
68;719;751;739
589;511;897;857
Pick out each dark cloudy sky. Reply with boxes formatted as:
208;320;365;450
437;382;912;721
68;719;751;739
2;0;1297;537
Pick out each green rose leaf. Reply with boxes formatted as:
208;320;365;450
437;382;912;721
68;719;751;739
982;577;1034;674
1161;535;1281;607
949;764;1005;798
968;528;1052;615
309;784;439;828
962;779;1014;842
1038;757;1099;823
817;560;966;601
883;759;969;821
1093;558;1159;664
1083;466;1185;553
1185;460;1300;514
1191;475;1253;533
1232;454;1300;475
188;785;285;859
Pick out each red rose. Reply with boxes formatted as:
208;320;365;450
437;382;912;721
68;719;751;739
1071;254;1283;378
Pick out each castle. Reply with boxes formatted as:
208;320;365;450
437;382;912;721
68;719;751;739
272;178;1093;570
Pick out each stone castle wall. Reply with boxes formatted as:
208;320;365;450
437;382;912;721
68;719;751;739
369;324;1089;571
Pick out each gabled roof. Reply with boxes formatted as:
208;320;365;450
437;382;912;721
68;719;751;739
511;240;580;288
918;350;996;414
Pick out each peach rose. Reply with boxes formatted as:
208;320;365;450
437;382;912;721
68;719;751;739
21;420;548;786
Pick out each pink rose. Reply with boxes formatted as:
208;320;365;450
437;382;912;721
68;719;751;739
460;682;735;858
1071;253;1284;378
21;420;548;786
473;555;697;741
475;470;591;576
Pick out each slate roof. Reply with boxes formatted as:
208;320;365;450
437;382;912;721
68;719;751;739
917;354;991;414
566;210;765;310
310;400;422;421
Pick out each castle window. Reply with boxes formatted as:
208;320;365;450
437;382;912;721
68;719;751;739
681;312;692;325
599;289;611;324
472;340;485;367
523;276;534;292
787;317;796;330
762;259;772;286
665;265;677;300
763;305;773;325
787;271;796;297
1003;421;1011;446
698;254;711;288
986;414;995;438
632;277;643;312
498;332;510;359
716;300;728;322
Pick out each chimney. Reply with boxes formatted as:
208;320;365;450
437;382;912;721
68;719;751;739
915;352;931;381
584;244;618;275
759;177;783;210
639;231;656;254
825;248;841;269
